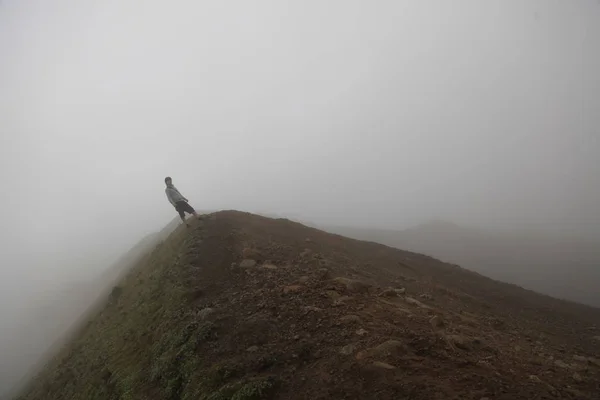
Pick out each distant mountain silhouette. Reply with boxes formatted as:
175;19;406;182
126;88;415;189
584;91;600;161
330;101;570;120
324;220;600;307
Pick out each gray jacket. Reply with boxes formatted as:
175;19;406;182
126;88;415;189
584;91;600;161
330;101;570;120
165;185;188;206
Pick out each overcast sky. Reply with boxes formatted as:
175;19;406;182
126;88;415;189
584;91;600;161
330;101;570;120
0;0;599;394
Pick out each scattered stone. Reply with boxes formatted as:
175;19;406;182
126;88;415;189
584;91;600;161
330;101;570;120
587;357;600;367
573;355;588;362
356;328;368;336
303;306;322;312
334;296;352;306
420;294;433;300
371;340;408;357
340;315;362;324
378;288;399;297
333;277;371;294
339;344;356;356
430;315;444;329
325;290;341;300
529;375;542;383
298;276;310;283
593;336;600;341
319;259;331;267
246;346;259;352
317;268;331;280
239;259;257;268
394;288;406;295
554;360;571;369
242;248;262;260
300;249;312;258
372;361;396;370
262;264;278;270
294;335;300;340
447;335;470;350
283;285;304;294
405;297;429;308
546;384;558;396
197;307;215;320
572;372;583;383
305;238;312;243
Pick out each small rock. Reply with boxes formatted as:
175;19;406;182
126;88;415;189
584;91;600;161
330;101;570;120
447;335;470;350
480;398;490;400
554;360;571;369
372;361;396;370
262;264;278;270
197;307;215;320
394;288;406;295
572;372;583;383
283;285;304;294
317;268;331;279
340;315;362;324
529;375;542;383
405;297;429;308
514;345;521;352
300;249;312;258
334;296;352;306
339;344;355;356
592;336;600;341
298;276;310;283
378;288;398;297
305;238;312;243
371;340;407;357
356;328;368;336
325;290;341;299
239;259;257;268
430;315;444;329
247;346;259;352
587;357;600;367
303;306;322;312
332;277;371;294
242;248;262;260
420;293;433;300
573;355;588;362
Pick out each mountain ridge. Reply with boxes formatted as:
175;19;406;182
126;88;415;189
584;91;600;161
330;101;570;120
323;220;600;307
17;211;600;400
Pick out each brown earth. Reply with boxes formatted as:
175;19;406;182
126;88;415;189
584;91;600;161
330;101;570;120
18;211;600;400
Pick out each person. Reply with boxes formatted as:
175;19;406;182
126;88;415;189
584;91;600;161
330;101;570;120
164;176;199;227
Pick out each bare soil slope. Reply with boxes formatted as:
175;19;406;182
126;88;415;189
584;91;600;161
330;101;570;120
18;211;600;400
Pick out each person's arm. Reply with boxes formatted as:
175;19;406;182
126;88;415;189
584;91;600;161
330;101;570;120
165;188;177;206
177;188;189;202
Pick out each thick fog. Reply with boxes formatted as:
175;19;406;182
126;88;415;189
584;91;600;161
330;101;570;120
1;0;599;396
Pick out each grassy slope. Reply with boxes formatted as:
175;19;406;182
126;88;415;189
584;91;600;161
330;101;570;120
18;214;277;400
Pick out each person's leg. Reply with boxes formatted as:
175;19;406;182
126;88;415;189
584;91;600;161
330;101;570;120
182;202;200;219
176;202;191;227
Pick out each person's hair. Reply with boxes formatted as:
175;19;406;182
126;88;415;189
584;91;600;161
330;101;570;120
164;176;172;184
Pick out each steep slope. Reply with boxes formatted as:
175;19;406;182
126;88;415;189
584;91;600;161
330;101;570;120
18;212;600;400
325;221;600;307
5;217;184;399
